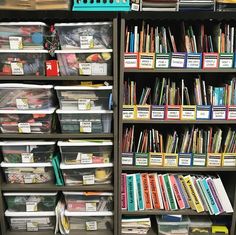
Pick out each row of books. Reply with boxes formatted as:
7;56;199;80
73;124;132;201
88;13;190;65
122;126;236;154
123;77;236;106
121;173;234;215
125;21;236;54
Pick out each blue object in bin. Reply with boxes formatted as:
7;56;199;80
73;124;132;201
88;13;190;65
73;0;130;11
32;32;43;45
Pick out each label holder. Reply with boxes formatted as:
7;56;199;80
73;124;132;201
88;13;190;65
139;53;155;69
186;53;202;69
124;52;139;69
203;53;219;69
181;105;196;120
151;105;165;120
149;152;163;166
170;52;186;68
155;53;170;68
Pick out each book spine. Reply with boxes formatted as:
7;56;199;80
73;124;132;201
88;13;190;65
136;173;145;210
170;175;185;209
121;173;127;210
149;173;161;209
158;174;170;210
127;174;136;211
141;173;153;209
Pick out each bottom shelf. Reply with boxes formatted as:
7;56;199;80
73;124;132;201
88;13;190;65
122;227;156;235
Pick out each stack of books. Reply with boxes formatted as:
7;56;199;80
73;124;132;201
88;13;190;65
140;0;178;12
121;173;234;215
179;0;215;11
217;0;236;11
121;217;151;234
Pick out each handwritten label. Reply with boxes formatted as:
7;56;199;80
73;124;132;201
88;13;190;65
152;109;165;119
167;108;180;119
78;99;91;110
92;63;107;75
212;110;226;120
223;155;236;166
26;202;38;212
123;107;135;119
11;62;24;75
171;55;185;68
81;153;93;164
164;156;178;166
124;54;138;68
187;57;201;68
149;155;163;166
80;36;94;49
16;98;29;110
193;155;206;166
122;156;133;165
228;107;236;120
137;109;150;119
179;157;191;166
83;175;95;185
18;123;31;133
219;58;233;68
139;54;154;69
135;157;148;166
80;122;92;133
86;221;97;231
86;202;97;212
79;63;92;75
204;56;218;68
24;175;34;184
182;108;195;120
156;58;169;68
9;36;23;50
208;156;221;167
196;108;210;120
21;153;34;163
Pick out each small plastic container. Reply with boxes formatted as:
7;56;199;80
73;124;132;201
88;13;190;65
57;110;113;134
0;84;53;110
63;192;113;212
0;22;47;50
5;210;56;232
54;22;112;50
58;140;113;165
0;141;56;163
4;192;57;212
55;85;113;110
189;217;212;234
156;216;190;235
0;108;55;134
56;50;112;76
1;162;55;184
60;163;113;186
0;50;48;76
65;211;113;231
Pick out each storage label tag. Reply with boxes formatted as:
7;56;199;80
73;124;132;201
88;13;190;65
80;36;94;49
21;153;34;163
80;122;92;133
171;54;186;68
86;221;97;231
11;62;24;75
16;98;29;109
78;99;91;110
26;201;38;212
81;153;93;164
18;123;31;133
85;202;97;212
92;63;107;75
124;53;138;68
9;36;23;50
79;63;92;75
83;174;95;185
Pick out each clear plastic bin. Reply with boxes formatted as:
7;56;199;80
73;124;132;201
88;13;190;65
0;0;70;10
57;110;113;134
1;162;55;184
58;140;113;165
63;192;113;212
0;22;47;50
4;192;57;212
0;108;55;134
56;50;112;76
5;211;56;232
55;85;113;110
54;22;112;50
0;50;47;76
189;217;212;234
60;163;113;186
0;84;53;110
65;210;113;231
156;216;190;235
0;141;56;163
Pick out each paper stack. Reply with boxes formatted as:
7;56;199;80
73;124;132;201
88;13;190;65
122;217;151;234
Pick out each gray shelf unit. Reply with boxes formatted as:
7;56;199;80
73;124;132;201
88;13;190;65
119;13;236;235
0;12;119;235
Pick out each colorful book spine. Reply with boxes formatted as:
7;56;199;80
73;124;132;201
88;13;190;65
141;173;153;209
136;173;145;210
158;174;170;210
170;175;185;209
121;173;127;210
127;174;137;211
149;173;161;209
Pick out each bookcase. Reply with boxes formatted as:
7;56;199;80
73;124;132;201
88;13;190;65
119;11;236;235
0;10;119;235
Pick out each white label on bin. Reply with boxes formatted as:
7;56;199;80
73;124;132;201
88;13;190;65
219;58;233;68
16;98;29;110
171;57;185;68
223;158;236;166
131;3;139;11
11;62;24;75
92;63;107;75
18;123;31;133
124;54;138;68
208;157;221;166
123;109;135;119
182;110;195;119
164;157;177;166
85;202;97;212
197;110;209;119
78;99;91;110
81;153;93;164
204;58;217;68
80;36;94;49
150;156;162;166
212;110;226;119
228;111;236;119
167;110;180;119
21;153;34;163
179;158;191;166
83;174;95;185
122;157;133;165
136;158;148;166
80;122;92;133
9;36;23;50
156;58;169;68
140;57;153;68
24;175;34;184
86;221;97;231
193;158;206;166
79;63;92;75
27;222;38;232
26;202;38;212
152;110;165;119
187;58;201;68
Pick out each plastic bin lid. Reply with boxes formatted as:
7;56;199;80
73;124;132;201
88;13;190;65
5;210;56;217
56;109;113;114
55;85;112;90
63;192;113;196
4;192;57;196
55;49;112;53
0;22;47;26
0;49;48;53
54;22;111;26
156;216;190;225
60;162;113;169
1;162;52;168
0;83;53;89
0;141;56;146
190;217;212;227
64;210;113;217
0;107;55;114
58;140;113;147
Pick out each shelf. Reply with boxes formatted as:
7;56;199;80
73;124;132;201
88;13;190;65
1;183;114;192
121;209;232;216
0;76;113;81
124;68;236;73
122;228;156;235
0;133;114;139
6;231;114;235
123;120;236;124
6;232;55;235
122;166;236;172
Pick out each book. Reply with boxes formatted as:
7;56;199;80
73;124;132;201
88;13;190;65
141;173;153;209
148;173;162;209
121;173;127;210
127;174;138;211
136;173;145;210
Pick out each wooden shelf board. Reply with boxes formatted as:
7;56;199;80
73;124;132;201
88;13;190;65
123;120;236;124
0;76;113;81
122;227;156;235
122;166;236;172
124;68;236;73
2;183;114;192
6;231;113;235
0;133;114;139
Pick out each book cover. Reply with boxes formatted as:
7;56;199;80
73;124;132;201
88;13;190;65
149;173;161;209
141;173;153;209
127;174;138;211
136;173;145;210
121;173;127;210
